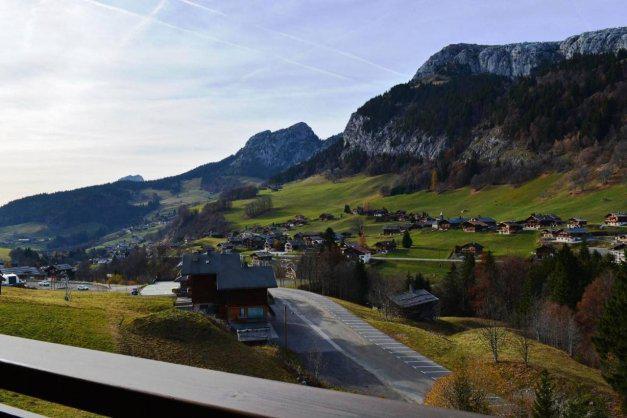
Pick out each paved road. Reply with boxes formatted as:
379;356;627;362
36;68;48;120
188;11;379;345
140;281;179;296
270;288;449;403
373;256;460;262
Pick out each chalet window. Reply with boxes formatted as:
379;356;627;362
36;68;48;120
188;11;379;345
239;307;246;318
247;307;264;319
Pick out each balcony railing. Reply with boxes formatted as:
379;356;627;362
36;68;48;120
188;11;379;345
0;334;478;417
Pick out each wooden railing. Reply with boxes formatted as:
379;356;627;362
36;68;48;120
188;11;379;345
0;334;478;417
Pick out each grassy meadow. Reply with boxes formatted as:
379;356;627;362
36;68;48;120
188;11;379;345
217;173;626;280
0;288;296;416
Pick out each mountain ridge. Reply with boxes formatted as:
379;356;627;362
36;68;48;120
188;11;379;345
413;27;626;80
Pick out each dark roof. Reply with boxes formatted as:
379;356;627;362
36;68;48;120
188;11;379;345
0;267;45;276
181;253;276;290
391;289;439;309
449;217;467;224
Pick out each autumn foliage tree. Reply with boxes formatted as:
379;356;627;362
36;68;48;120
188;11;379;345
575;271;615;366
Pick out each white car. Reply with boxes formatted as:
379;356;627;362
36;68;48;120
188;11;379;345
38;280;50;287
77;284;90;291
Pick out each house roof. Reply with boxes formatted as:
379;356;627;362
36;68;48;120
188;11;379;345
449;217;467;224
391;289;439;309
180;253;276;291
0;267;45;276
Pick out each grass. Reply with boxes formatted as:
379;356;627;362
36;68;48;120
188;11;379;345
0;288;297;416
333;299;615;401
0;247;10;262
218;173;625;280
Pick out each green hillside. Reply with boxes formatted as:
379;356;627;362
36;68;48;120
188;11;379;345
227;173;625;227
218;173;625;280
0;288;296;416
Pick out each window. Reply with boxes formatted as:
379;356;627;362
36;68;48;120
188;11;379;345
247;307;264;319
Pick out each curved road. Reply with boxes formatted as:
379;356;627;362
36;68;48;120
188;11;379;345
269;288;449;404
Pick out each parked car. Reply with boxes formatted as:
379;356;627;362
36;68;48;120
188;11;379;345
77;284;89;291
130;288;139;296
38;280;50;287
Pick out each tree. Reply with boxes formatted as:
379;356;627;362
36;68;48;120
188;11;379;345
442;360;490;414
322;227;336;250
430;169;439;191
514;328;532;367
593;271;627;408
458;254;476;316
344;204;351;214
401;230;413;249
533;370;557;418
575;271;615;366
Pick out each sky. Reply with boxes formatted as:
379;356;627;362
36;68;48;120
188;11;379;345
0;0;624;204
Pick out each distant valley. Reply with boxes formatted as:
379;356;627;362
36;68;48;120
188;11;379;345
0;26;625;251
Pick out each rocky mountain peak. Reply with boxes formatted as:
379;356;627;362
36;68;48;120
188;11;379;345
413;26;626;80
230;122;323;177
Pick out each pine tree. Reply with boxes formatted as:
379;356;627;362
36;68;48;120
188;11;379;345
353;261;369;304
459;253;476;316
322;227;336;250
344;204;351;214
402;230;413;248
593;270;627;409
533;369;557;418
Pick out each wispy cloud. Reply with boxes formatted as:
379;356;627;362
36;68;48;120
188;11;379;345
176;0;410;78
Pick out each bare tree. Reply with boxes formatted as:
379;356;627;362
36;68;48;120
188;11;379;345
479;318;507;363
514;330;532;367
368;271;397;319
479;298;507;363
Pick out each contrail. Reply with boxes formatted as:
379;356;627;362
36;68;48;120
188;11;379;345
120;0;168;47
75;0;352;81
176;0;410;78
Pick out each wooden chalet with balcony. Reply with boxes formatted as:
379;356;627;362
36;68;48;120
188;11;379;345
604;212;627;227
497;221;522;235
178;252;277;342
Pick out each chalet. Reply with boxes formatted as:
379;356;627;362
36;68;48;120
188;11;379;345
497;221;522;235
343;245;372;263
567;218;588;229
319;213;336;221
462;220;492;233
615;235;627;244
374;240;396;254
432;219;450;231
390;286;440;321
284;238;305;252
263;240;274;252
451;242;484;259
383;225;402;235
250;251;273;267
44;264;75;280
178;252;277;342
471;216;496;228
524;214;563;230
604;212;627;227
541;229;557;240
448;217;467;229
294;214;307;223
554;228;588;244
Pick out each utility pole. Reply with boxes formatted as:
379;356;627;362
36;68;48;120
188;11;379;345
283;304;288;352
